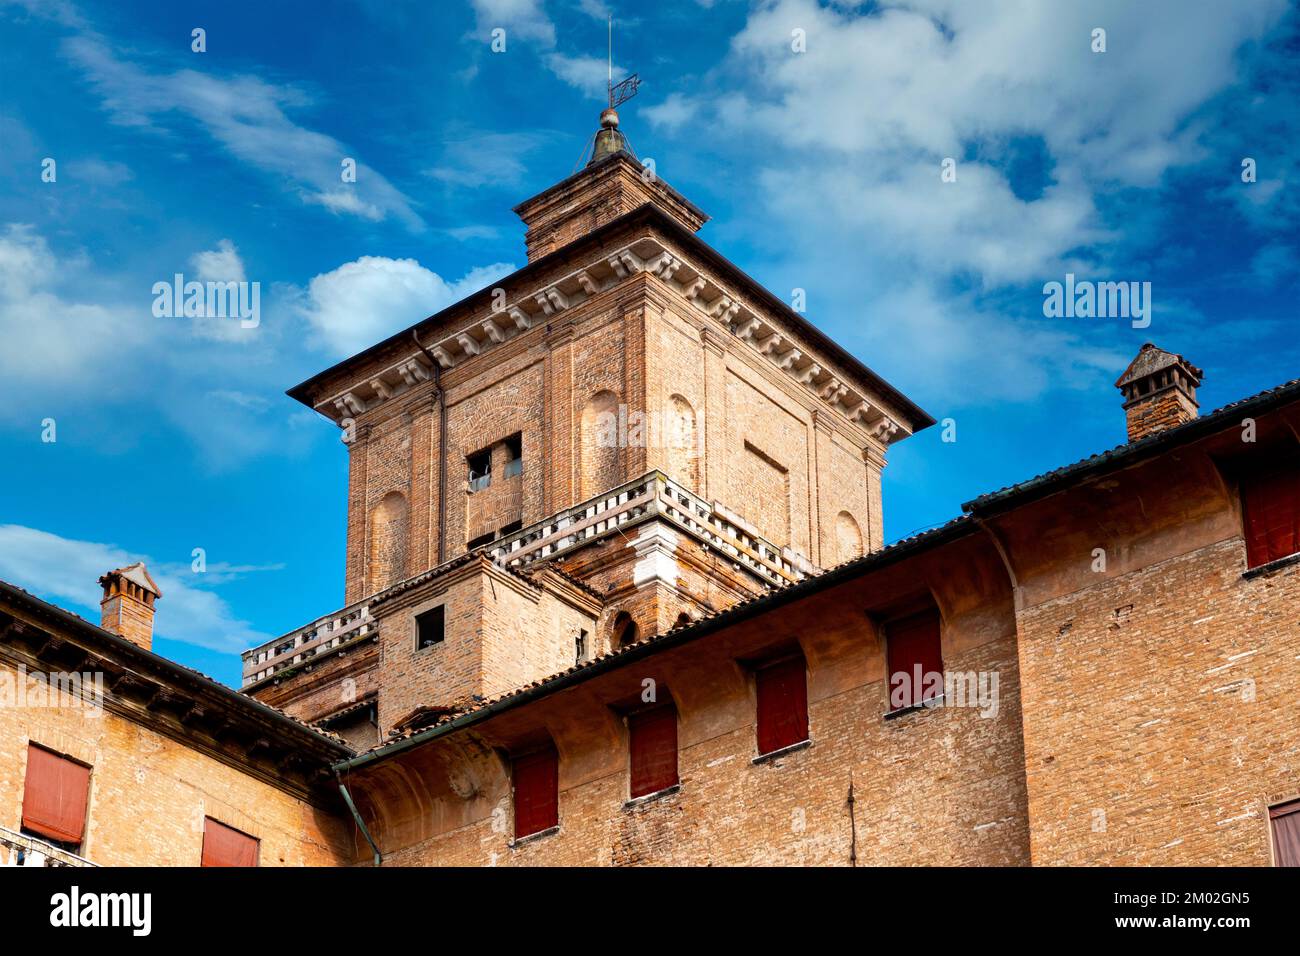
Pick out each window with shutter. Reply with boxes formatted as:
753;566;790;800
21;744;91;849
1271;800;1300;867
628;705;678;798
201;818;260;867
1241;456;1300;569
512;747;558;839
886;609;944;711
755;656;809;756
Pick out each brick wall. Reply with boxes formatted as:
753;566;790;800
1015;539;1300;864
345;533;1030;866
372;559;599;736
252;636;379;735
337;222;893;607
514;154;707;262
1124;387;1198;442
0;663;350;866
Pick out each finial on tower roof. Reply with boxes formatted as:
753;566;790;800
586;16;640;167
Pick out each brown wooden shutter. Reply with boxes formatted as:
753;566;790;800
1241;458;1300;568
887;609;944;710
512;747;558;839
756;656;809;755
201;818;260;867
1271;800;1300;867
21;744;90;846
629;705;678;798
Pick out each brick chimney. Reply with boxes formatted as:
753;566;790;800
99;563;161;651
1115;343;1203;442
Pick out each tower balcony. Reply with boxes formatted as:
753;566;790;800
487;470;814;588
242;472;813;698
241;601;375;689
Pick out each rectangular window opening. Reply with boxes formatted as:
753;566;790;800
467;448;492;492
503;433;523;478
416;605;446;649
467;531;495;550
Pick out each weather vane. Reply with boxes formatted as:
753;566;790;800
607;15;640;110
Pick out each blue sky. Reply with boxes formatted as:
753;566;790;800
1;0;1296;687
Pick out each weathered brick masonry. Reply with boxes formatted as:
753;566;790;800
3;110;1297;868
0;583;352;866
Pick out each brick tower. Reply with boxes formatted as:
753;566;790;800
243;110;932;746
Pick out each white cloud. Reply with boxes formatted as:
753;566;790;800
63;157;133;186
470;0;555;45
184;239;263;345
298;255;516;356
192;239;245;284
445;225;502;242
645;0;1291;406
643;92;698;131
1252;243;1299;287
0;224;143;393
304;189;385;221
846;282;1128;406
577;0;612;19
0;524;274;653
718;0;1284;183
468;0;628;96
424;131;544;189
47;21;421;229
0;224;321;468
545;53;625;99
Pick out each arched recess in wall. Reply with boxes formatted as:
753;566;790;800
610;611;640;650
369;491;409;592
662;394;700;493
580;390;621;500
834;510;864;565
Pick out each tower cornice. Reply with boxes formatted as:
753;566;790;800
289;205;932;447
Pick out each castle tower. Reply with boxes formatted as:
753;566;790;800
251;110;932;740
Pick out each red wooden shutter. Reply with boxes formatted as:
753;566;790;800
629;705;678;798
201;818;259;867
512;748;558;839
887;609;943;710
1272;800;1300;867
21;744;90;846
756;656;808;755
1241;458;1300;568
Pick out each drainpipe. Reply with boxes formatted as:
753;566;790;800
412;330;447;565
335;771;383;867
